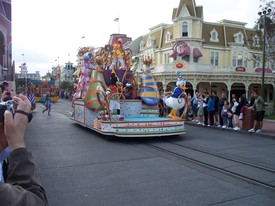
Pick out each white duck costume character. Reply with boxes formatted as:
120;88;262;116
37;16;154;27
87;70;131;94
165;71;187;120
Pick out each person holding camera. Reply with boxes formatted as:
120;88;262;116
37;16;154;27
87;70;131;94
0;94;48;205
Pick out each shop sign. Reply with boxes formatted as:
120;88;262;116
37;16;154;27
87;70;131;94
235;66;246;72
255;68;273;73
173;60;185;69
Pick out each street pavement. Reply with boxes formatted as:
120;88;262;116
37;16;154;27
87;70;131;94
23;99;275;206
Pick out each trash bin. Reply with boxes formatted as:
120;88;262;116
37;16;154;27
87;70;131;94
242;106;255;130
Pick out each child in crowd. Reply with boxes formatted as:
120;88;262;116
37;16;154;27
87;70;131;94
221;100;230;128
227;103;234;129
191;92;198;122
197;94;204;125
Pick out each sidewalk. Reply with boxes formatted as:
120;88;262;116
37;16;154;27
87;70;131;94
185;119;275;138
261;119;275;137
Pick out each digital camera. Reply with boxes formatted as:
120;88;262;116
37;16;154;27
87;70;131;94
0;100;15;122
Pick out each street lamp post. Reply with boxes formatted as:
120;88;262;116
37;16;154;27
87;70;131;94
258;8;272;97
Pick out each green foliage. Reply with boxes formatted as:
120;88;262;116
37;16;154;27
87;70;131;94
265;113;275;120
59;81;73;90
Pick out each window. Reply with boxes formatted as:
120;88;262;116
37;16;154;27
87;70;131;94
232;52;237;67
237;53;243;66
182;22;188;37
233;32;244;43
252;35;260;47
140;41;144;49
147;36;151;47
210;28;219;42
244;53;248;68
233;51;248;67
164;53;170;64
165;32;171;42
253;55;260;68
210;51;219;66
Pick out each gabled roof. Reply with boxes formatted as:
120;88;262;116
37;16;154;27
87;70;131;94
172;0;202;19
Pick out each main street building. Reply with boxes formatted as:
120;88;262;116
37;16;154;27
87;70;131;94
134;0;274;113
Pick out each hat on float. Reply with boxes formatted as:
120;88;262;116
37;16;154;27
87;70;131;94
176;71;186;87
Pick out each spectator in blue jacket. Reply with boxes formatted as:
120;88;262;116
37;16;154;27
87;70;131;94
207;93;215;126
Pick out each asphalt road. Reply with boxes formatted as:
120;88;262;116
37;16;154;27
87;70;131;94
24;99;275;206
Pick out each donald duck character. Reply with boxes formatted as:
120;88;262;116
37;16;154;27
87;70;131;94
165;71;187;120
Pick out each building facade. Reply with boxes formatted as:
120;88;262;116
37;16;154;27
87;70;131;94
0;0;14;89
15;63;41;91
135;0;274;112
61;62;76;82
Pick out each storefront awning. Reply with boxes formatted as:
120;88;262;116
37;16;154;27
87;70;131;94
193;48;202;58
176;45;190;56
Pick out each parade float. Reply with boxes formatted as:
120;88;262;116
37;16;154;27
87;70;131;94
70;43;187;138
31;80;59;103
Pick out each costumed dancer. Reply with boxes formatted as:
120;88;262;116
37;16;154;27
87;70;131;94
108;38;125;70
42;92;51;115
107;73;124;120
27;81;36;111
74;52;95;99
165;71;187;120
27;90;36;111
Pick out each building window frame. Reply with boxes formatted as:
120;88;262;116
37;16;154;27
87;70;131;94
210;28;219;42
165;31;171;43
252;35;260;47
210;51;219;66
182;22;188;37
233;32;244;44
140;41;144;49
163;52;170;64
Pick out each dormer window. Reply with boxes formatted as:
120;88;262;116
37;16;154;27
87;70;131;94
210;28;219;42
182;22;188;37
146;36;155;47
147;36;152;47
140;41;144;49
233;32;244;44
252;35;260;47
165;31;172;43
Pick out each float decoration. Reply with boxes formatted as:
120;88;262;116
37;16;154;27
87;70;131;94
71;43;186;137
165;71;187;120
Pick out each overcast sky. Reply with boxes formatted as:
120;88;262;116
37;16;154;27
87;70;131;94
12;0;261;76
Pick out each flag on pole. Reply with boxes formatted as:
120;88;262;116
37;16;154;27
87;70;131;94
114;17;119;22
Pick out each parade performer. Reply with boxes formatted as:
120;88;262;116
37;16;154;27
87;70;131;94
108;38;125;70
107;73;124;120
165;71;187;120
27;90;36;111
74;52;95;99
42;93;51;115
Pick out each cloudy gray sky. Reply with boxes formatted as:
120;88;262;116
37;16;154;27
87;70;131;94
12;0;261;76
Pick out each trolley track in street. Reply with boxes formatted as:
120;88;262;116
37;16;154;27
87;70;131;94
143;139;275;191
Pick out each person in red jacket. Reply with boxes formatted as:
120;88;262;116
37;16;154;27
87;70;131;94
0;94;48;206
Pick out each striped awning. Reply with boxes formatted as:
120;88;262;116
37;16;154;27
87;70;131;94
193;48;202;58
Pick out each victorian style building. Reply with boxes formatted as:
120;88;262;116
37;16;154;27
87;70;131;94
134;0;274;111
0;0;13;84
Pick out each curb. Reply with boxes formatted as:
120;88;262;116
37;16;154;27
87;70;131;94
184;121;275;139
